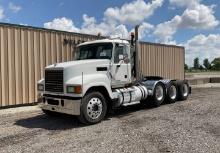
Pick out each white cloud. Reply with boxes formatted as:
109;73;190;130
43;15;119;37
169;0;201;8
104;0;163;25
179;4;219;29
111;25;129;39
130;22;154;39
9;2;22;13
82;14;96;28
139;22;154;38
81;14;154;39
80;14;116;36
44;15;155;40
154;15;181;43
184;34;220;66
0;6;4;20
44;0;163;40
44;17;80;32
154;0;219;43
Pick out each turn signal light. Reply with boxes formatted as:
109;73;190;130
74;86;82;94
67;85;82;94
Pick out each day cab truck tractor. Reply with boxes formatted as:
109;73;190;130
37;26;191;125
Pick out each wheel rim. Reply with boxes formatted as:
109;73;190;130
169;85;177;100
87;97;103;120
155;85;164;101
182;84;189;97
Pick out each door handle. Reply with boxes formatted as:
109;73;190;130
117;64;121;68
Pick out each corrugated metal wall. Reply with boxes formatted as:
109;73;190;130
0;24;98;107
139;42;184;80
0;24;184;107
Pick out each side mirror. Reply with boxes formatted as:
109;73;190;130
119;54;124;60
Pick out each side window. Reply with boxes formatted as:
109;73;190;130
114;44;126;63
97;46;112;59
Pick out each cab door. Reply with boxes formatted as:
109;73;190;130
111;43;131;87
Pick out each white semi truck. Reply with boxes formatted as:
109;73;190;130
37;26;190;124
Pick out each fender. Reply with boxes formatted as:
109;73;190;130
142;79;171;96
65;73;114;99
160;79;172;87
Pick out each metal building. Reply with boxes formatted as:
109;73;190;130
0;23;184;107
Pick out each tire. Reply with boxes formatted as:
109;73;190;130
166;81;178;103
177;80;190;101
150;82;166;107
42;109;60;117
77;92;107;125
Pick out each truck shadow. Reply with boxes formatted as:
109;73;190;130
15;103;163;130
107;103;155;119
15;113;84;130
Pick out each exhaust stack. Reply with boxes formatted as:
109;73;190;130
135;25;141;82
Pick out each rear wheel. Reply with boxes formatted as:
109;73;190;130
178;81;190;101
166;81;178;103
150;82;166;107
77;92;107;125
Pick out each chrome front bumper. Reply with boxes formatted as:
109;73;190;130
38;95;81;115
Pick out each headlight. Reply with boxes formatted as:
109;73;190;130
38;84;44;91
67;85;82;94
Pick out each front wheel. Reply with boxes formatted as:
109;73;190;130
77;92;107;125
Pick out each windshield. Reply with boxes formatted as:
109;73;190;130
76;43;113;60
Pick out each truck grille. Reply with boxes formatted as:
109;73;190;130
45;69;64;93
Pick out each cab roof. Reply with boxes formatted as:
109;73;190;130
78;38;130;47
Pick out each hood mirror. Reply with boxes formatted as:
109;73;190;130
119;54;130;63
119;54;124;60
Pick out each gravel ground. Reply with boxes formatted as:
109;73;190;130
0;87;220;153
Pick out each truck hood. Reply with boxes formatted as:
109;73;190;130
46;59;110;69
46;59;111;83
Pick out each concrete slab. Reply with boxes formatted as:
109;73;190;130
187;78;210;85
210;77;220;83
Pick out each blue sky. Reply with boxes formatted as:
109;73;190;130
0;0;220;65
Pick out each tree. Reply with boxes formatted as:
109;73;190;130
193;57;200;69
211;57;220;71
203;58;211;70
199;65;204;70
184;64;188;70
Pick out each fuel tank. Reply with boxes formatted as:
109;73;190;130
114;85;148;107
